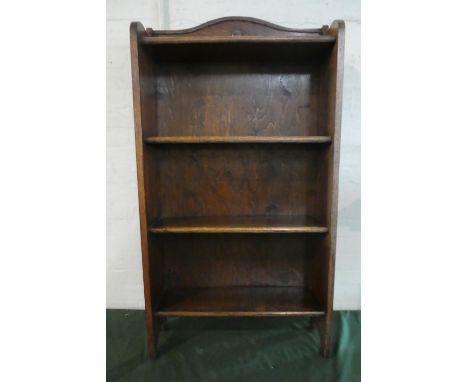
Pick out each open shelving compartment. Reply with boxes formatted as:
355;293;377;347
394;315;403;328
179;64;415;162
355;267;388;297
130;17;344;359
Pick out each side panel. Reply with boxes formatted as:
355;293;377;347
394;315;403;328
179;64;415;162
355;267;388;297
129;22;156;358
322;20;345;357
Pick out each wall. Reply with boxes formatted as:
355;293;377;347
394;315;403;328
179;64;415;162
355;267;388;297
107;0;360;309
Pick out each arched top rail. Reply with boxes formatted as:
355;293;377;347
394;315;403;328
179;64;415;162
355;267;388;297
132;17;342;45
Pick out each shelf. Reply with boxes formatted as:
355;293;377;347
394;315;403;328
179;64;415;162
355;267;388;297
142;35;336;45
157;286;324;317
149;216;328;234
144;136;332;144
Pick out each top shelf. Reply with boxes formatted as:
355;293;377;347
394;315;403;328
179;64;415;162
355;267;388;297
141;35;336;45
144;136;332;144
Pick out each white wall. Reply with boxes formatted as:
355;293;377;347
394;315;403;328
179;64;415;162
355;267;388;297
107;0;360;309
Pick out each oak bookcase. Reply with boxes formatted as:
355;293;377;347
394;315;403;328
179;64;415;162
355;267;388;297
130;17;344;359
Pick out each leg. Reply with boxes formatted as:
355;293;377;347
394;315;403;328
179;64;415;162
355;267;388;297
147;316;164;359
150;317;164;359
147;335;157;360
320;313;333;358
145;313;157;359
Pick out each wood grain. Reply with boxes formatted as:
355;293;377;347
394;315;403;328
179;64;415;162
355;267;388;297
150;61;324;137
161;234;326;290
151;146;325;219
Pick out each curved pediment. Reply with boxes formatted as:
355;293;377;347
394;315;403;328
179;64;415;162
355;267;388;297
146;16;328;38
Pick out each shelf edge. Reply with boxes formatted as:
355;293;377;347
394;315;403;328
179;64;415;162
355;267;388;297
156;311;325;317
149;227;329;234
141;36;336;44
144;136;332;144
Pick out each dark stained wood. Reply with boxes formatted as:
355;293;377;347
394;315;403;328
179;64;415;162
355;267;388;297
146;16;327;37
149;216;328;234
141;35;336;44
145;136;332;144
148;61;326;137
161;234;326;290
151;145;326;219
130;17;345;360
129;22;156;359
320;19;345;358
157;287;324;317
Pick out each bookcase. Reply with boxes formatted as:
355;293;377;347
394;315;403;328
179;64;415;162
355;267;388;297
130;17;344;359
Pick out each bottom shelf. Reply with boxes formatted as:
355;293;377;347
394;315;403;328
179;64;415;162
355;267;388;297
156;286;324;317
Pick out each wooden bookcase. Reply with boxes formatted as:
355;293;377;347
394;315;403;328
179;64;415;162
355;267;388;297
130;17;344;359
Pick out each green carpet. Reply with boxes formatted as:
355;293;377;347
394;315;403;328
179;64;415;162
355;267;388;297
107;310;360;382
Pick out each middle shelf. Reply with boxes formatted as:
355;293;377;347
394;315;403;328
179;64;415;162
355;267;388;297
144;136;332;144
149;216;328;234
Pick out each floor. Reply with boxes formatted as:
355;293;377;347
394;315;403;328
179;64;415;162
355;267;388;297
107;310;360;382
